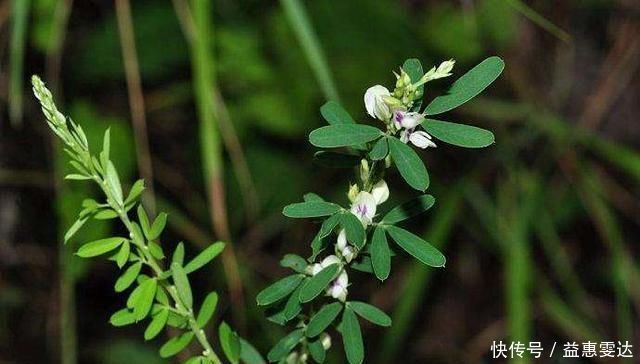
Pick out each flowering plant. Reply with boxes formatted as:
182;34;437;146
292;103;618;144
257;57;504;364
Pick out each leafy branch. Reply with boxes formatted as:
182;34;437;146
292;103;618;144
32;76;253;364
257;57;504;364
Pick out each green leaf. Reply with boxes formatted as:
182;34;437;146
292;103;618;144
309;124;382;148
388;137;429;191
299;264;339;303
172;242;185;266
144;308;169;340
196;291;218;327
308;338;326;363
171;262;193;308
110;308;136;327
105;161;124;204
64;174;91;180
94;208;119;220
149;212;168;240
137;205;151;238
423;119;494;148
256;274;304;306
267;329;304;362
350;256;374;274
340;212;365;248
282;285;303;321
425;56;505;115
313;151;361;168
386;225;446;267
240;338;267;364
348;301;391;327
64;216;88;244
148;241;165;260
306;302;343;337
133;278;157;321
303;192;325;202
341;307;364;364
280;254;308;273
370;228;390;281
115;240;130;268
159;332;194;358
320;101;355;125
184;242;225;274
403;58;425;111
318;213;341;239
219;321;241;364
77;237;126;258
382;195;435;224
283;201;341;218
115;261;142;292
369;137;389;160
125;179;145;206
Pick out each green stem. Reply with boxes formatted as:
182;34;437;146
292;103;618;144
9;0;30;126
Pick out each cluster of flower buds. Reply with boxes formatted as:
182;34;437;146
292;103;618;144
364;60;455;149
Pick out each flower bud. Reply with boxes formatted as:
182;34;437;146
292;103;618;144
359;159;369;183
320;333;332;350
347;184;359;203
364;85;392;121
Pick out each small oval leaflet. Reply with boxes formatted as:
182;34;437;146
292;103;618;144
267;329;305;362
171;262;193;308
387;225;446;267
341;307;364;364
381;194;436;224
423;119;495;148
256;274;304;306
77;237;126;258
388;137;429;191
370;227;391;281
115;261;142;292
144;308;169;340
348;301;391;327
425;56;505;115
299;264;340;303
196;291;219;327
219;321;241;364
320;101;355;125
283;201;342;218
309;124;383;148
306;301;343;338
184;241;225;274
159;332;194;358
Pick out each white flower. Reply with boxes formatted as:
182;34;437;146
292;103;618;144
341;246;355;263
321;255;341;268
401;129;436;149
364;85;392;121
336;229;347;251
350;191;376;225
308;263;322;275
371;180;389;205
327;270;348;302
393;110;424;130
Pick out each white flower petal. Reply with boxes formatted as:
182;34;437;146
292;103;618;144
341;246;355;263
336;229;347;251
337;270;348;287
409;130;437;149
399;112;425;129
321;255;341;268
371;180;389;205
350;191;377;225
364;85;392;121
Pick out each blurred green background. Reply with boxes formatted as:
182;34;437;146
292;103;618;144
1;0;639;363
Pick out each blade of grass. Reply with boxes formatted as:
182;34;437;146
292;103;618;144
505;0;571;43
577;166;635;355
189;0;245;329
115;0;156;215
279;0;340;102
9;0;30;126
378;186;462;364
